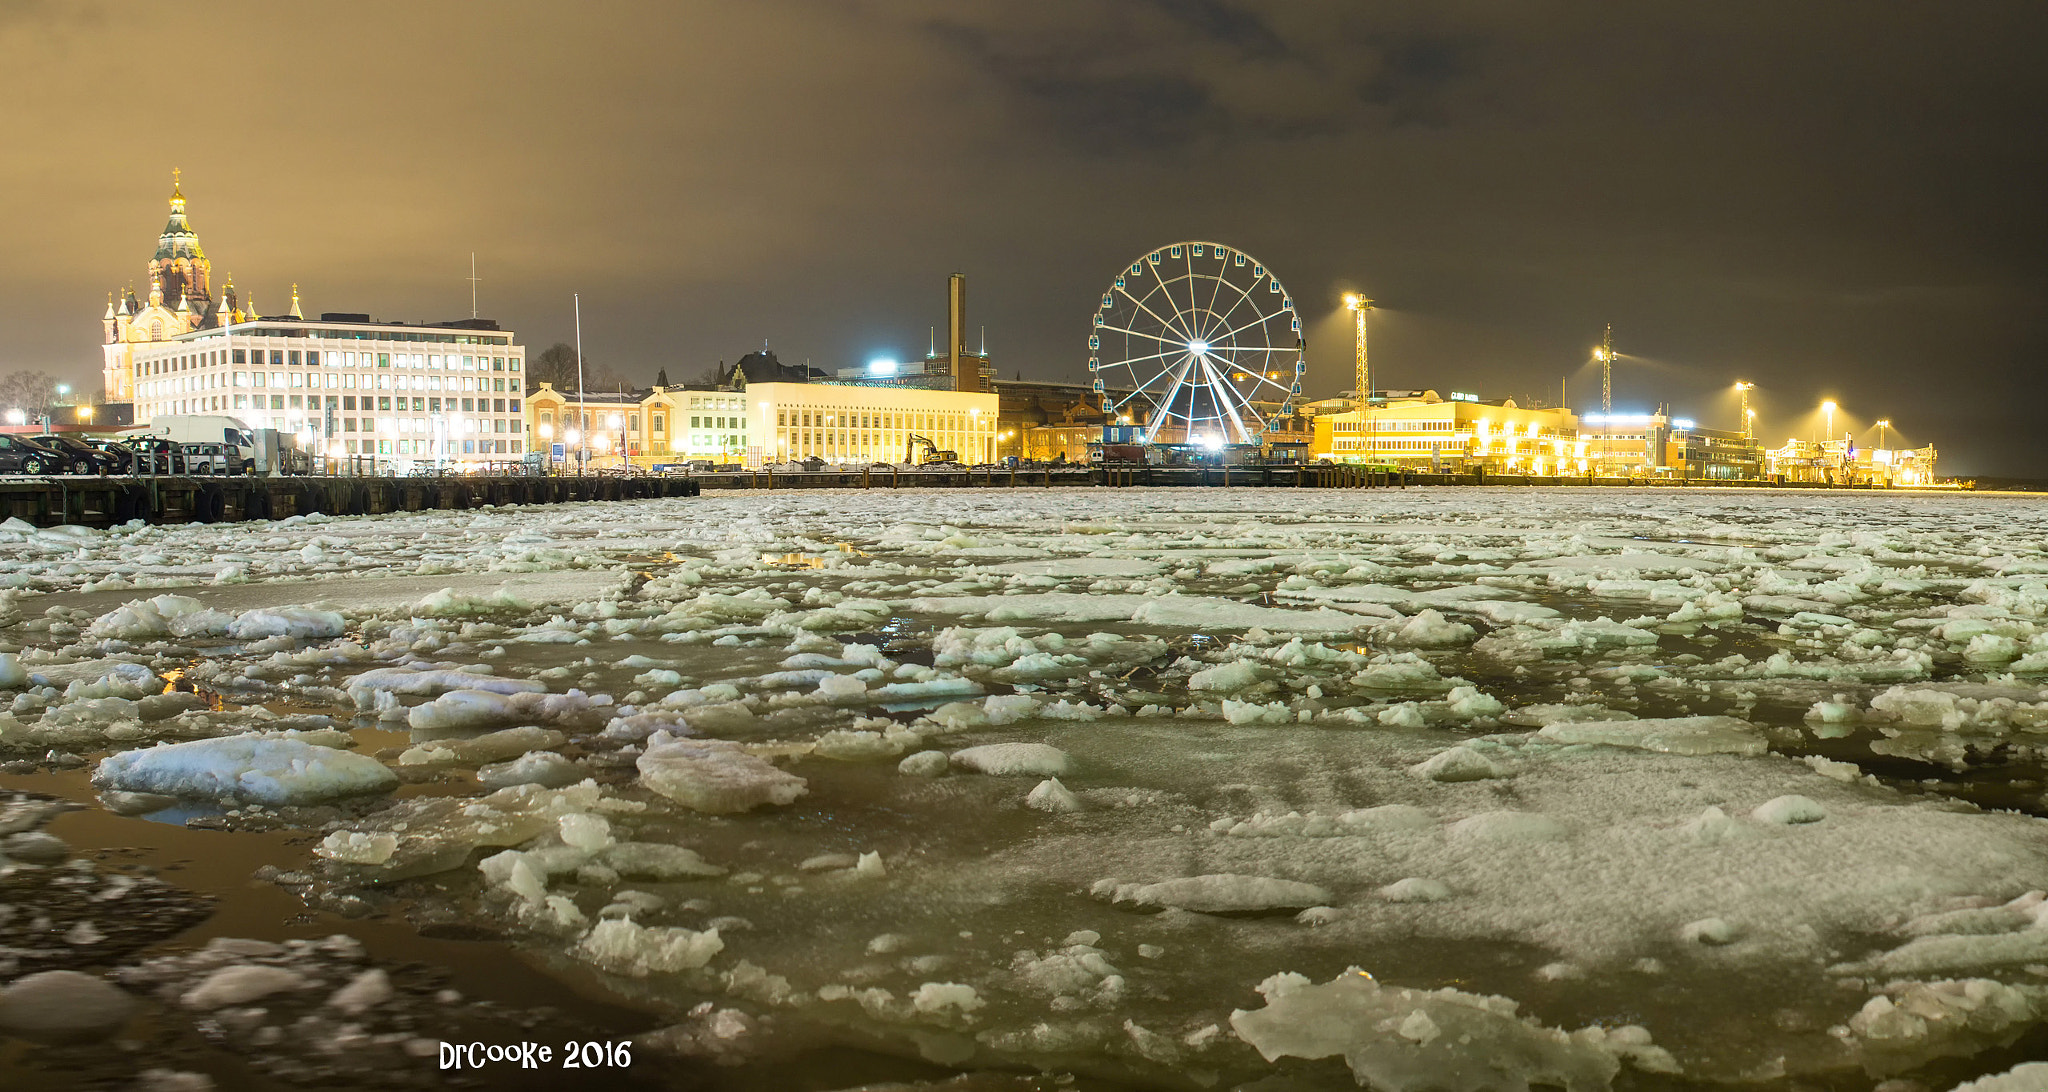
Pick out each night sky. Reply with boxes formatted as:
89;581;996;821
5;2;2044;473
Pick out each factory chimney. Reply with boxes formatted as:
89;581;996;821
947;272;978;393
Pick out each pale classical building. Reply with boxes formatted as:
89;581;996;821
524;380;1001;468
746;381;999;466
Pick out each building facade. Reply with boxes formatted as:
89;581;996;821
1580;411;1764;478
1312;390;1585;473
127;313;525;463
747;381;998;465
524;381;1001;468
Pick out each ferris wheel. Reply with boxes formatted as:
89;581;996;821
1089;241;1304;446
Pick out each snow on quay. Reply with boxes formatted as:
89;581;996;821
5;489;2048;1088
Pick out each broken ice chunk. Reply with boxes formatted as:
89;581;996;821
399;726;567;767
1230;968;1636;1091
1449;811;1569;842
1680;917;1739;945
910;982;984;1015
1751;795;1827;825
949;743;1071;777
577;919;723;976
1097;874;1332;914
1409;746;1509;782
477;750;582;789
314;831;400;865
1536;716;1766;756
1379;878;1453;903
637;732;807;814
1025;777;1084;812
1389;609;1477;648
897;750;949;777
94;736;396;806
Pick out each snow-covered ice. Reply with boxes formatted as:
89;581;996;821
8;486;2048;1088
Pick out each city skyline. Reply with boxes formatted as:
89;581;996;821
3;3;2043;472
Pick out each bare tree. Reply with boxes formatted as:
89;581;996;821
525;342;625;392
0;371;57;419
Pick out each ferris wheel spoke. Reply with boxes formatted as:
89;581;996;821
1095;323;1187;347
1108;346;1193;371
1205;307;1292;345
1116;284;1195;342
1127;355;1194;396
1209;280;1263;338
1145;361;1199;444
1198;357;1257;444
1200;270;1233;341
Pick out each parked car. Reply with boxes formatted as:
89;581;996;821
114;437;188;474
34;435;119;475
0;434;63;475
180;442;242;475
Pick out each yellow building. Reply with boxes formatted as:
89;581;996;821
526;384;683;466
1312;390;1585;473
746;381;999;466
524;380;1001;468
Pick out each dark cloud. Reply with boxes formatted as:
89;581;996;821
1;0;2044;472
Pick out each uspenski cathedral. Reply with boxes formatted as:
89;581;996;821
100;170;283;403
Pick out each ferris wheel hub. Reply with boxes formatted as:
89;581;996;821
1188;339;1210;355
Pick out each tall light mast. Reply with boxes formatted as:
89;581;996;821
1735;381;1753;440
1599;323;1614;418
1592;324;1614;475
1344;294;1373;464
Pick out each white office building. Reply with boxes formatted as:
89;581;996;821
128;310;526;463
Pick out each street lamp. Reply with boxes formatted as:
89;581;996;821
1875;418;1891;451
1821;400;1837;447
1733;382;1753;439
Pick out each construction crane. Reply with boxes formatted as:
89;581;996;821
906;434;958;465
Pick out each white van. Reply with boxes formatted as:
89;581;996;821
127;416;308;475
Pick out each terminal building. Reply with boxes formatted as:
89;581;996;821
1311;390;1586;474
1578;410;1763;479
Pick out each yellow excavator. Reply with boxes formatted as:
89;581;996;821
907;434;959;465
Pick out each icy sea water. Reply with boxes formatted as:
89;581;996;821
2;487;2048;1091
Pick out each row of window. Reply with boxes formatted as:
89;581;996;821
140;351;518;374
339;417;521;434
535;410;667;434
145;372;517;396
231;326;513;346
776;409;988;431
343;438;524;456
149;394;520;414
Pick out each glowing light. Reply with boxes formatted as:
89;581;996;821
1189;340;1210;355
1672;418;1696;429
867;359;897;376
